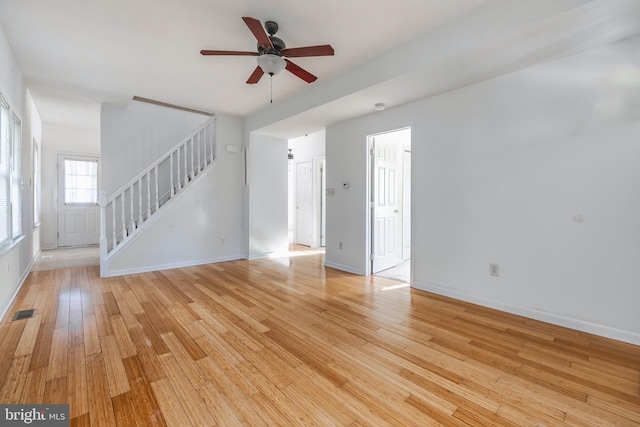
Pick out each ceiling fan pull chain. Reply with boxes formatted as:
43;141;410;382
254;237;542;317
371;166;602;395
270;75;273;103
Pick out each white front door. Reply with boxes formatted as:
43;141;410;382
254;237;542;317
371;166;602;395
372;137;403;273
295;161;313;246
57;154;100;247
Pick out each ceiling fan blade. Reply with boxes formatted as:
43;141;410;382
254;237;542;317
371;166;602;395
285;59;317;83
242;17;273;50
200;50;258;56
246;66;264;84
281;45;334;58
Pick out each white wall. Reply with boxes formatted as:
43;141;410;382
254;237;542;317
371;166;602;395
40;123;100;249
101;101;209;196
326;37;640;344
247;133;288;259
27;92;43;258
107;114;244;274
0;25;40;319
102;104;244;275
288;130;326;163
288;130;325;246
0;26;23;113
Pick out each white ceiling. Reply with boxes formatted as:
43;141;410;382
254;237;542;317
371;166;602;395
1;0;639;137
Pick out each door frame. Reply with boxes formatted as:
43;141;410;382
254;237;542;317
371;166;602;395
56;153;101;248
364;127;411;276
317;158;326;247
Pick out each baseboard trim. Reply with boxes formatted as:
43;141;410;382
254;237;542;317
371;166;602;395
102;160;218;271
106;254;245;277
0;254;37;323
413;281;640;346
323;261;363;275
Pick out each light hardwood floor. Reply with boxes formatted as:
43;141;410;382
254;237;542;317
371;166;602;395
1;247;639;426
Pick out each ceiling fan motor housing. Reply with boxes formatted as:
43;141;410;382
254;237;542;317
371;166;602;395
258;36;286;55
257;21;285;55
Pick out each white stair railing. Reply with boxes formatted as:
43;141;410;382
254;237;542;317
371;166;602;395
99;117;215;275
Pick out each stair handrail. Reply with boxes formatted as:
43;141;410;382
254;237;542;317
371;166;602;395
105;117;215;203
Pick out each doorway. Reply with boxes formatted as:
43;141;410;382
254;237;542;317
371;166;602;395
57;154;100;247
367;128;411;281
288;132;327;249
291;156;326;248
295;161;313;246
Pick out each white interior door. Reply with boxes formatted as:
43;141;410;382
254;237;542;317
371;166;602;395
295;161;313;246
372;137;403;273
57;154;100;247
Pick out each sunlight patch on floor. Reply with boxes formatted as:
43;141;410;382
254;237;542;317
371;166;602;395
382;283;410;291
287;248;325;257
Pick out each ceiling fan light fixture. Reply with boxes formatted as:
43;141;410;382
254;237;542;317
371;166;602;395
257;54;286;76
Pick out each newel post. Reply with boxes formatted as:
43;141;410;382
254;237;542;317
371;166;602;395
99;191;108;277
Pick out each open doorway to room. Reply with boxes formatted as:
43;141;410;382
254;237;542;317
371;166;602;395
366;128;411;283
287;131;326;249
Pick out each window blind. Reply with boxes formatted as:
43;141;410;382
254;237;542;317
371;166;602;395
11;115;21;238
0;97;9;245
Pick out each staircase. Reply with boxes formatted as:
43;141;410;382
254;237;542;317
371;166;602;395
99;117;216;277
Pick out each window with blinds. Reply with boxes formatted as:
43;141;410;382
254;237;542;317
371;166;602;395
0;93;22;247
0;96;10;245
12;114;21;238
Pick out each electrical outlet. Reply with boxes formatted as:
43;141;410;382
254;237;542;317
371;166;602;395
490;263;499;277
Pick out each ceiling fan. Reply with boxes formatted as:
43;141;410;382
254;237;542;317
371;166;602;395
200;17;334;84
